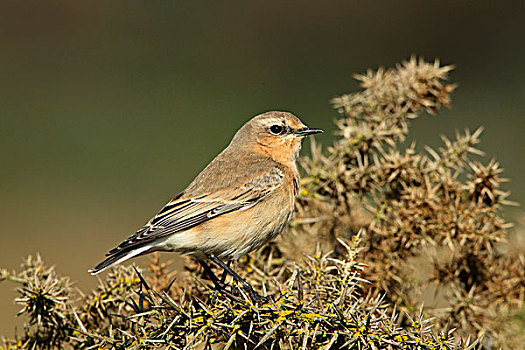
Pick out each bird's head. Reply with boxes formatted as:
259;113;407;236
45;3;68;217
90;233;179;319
231;111;323;164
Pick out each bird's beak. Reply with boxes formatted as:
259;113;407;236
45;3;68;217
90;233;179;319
294;127;324;137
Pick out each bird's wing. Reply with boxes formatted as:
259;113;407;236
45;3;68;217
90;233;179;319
105;167;284;257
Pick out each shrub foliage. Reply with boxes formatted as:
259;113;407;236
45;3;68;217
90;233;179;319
2;57;523;349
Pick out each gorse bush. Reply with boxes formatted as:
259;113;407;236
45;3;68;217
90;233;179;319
290;57;523;346
1;243;480;349
1;57;522;349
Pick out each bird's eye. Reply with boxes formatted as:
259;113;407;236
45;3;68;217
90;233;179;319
269;124;284;135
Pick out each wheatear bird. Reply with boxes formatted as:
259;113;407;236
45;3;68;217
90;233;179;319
89;111;322;300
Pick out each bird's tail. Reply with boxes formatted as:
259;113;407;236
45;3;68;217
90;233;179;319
88;245;152;275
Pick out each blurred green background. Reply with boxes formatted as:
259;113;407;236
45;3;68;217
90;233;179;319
1;1;524;336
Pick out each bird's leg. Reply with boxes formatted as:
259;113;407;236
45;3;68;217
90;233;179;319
207;254;272;305
197;259;224;290
219;261;230;284
210;260;231;304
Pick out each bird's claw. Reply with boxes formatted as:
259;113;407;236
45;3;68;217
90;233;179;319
249;291;274;306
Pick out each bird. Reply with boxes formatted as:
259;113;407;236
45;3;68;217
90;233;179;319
89;111;322;300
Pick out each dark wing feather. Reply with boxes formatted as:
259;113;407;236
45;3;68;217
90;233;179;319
105;167;284;257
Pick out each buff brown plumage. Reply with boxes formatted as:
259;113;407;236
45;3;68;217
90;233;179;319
89;111;322;300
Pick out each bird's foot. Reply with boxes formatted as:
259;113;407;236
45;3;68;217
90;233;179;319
251;292;274;306
244;287;274;306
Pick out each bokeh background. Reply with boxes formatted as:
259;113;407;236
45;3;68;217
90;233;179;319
1;1;524;336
